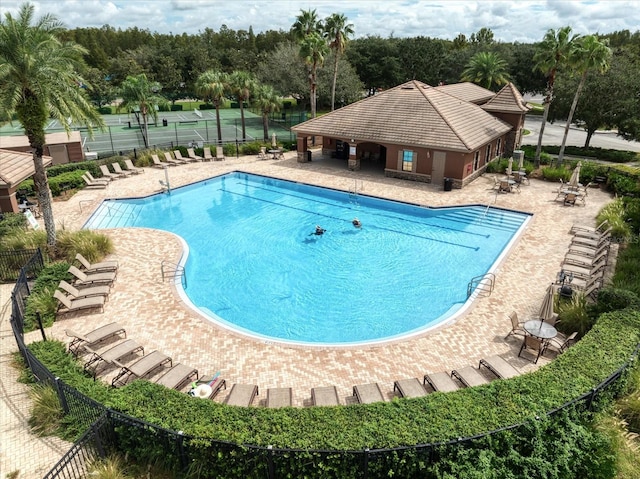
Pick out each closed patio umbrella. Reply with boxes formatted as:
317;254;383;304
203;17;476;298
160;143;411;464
517;151;524;170
271;133;277;149
506;157;513;176
568;161;582;188
539;283;556;323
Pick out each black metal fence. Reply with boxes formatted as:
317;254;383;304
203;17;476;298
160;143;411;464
6;249;639;479
0;247;42;282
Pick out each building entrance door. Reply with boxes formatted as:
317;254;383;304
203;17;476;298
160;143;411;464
431;151;446;187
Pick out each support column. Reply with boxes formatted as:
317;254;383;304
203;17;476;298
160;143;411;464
297;135;309;163
347;142;360;171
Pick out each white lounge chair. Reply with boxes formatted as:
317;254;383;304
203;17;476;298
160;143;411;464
124;159;144;174
99;164;119;180
75;253;118;273
68;265;116;287
112;162;133;177
54;290;105;315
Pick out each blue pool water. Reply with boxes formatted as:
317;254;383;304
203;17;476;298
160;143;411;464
84;172;530;345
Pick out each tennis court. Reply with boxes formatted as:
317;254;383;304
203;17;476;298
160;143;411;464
0;108;301;157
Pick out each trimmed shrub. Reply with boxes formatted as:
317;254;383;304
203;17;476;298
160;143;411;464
97;106;112;115
590;287;640;317
199;104;215;110
24;261;72;331
240;142;262;155
170;104;183;111
0;213;27;236
596;198;632;242
541;166;571;182
56;229;114;263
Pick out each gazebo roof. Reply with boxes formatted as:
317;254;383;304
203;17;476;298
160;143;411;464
481;83;531;113
292;80;512;152
0;149;52;188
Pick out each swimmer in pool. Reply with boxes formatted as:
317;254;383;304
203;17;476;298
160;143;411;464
313;225;326;236
352;218;362;228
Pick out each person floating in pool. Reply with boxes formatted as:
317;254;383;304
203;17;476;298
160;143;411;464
312;225;326;236
352;218;362;228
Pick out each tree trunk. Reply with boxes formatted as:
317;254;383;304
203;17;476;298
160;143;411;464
534;90;553;168
215;101;223;145
239;98;247;141
141;107;149;148
310;64;317;119
584;129;596;148
331;52;339;111
557;72;587;165
262;113;269;141
32;148;56;247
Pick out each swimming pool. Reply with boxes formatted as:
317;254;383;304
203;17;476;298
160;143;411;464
84;172;530;345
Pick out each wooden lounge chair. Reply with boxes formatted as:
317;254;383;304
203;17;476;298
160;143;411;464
203;148;213;161
82;173;108;189
65;322;126;356
161;151;182;166
124;159;144;174
83;339;144;377
423;372;460;392
68;265;116;287
58;280;110;300
155;364;199;391
393;378;427;398
311;386;340;406
266;387;293;408
172;150;191;164
99;164;119;180
225;383;259;406
151;154;171;168
75;253;118;273
53;290;105;316
352;382;385;404
479;356;521;380
112;162;132;177
111;350;172;387
215;146;225;161
86;171;110;184
187;148;203;161
451;366;489;388
570;220;608;235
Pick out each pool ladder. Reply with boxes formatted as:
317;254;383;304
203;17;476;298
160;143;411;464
467;273;495;298
161;260;187;288
349;180;364;205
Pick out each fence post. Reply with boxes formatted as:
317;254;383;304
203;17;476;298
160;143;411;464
587;387;598;410
133;148;137;160
267;445;275;479
54;377;70;414
92;419;106;458
35;311;47;341
177;430;188;470
363;447;369;479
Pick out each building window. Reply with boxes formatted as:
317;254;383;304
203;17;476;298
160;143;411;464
485;144;492;163
402;150;415;172
473;151;480;171
496;138;502;157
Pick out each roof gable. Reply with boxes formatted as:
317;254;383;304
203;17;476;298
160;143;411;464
481;83;531;113
292;80;512;152
0;149;52;188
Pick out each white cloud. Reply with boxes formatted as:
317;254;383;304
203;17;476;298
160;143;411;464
1;0;638;42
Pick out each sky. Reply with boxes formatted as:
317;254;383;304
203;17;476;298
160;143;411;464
1;0;638;43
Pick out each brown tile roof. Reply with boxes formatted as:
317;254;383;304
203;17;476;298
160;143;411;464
0;131;82;149
292;80;512;152
481;83;531;113
0;149;52;188
433;82;495;104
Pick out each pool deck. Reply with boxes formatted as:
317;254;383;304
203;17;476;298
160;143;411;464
27;152;614;409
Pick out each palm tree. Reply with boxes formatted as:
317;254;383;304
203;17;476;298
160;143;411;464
195;70;228;146
118;73;167;149
252;84;282;141
228;71;255;142
324;13;354;111
460;51;511;90
300;32;329;119
0;3;104;248
557;35;611;165
533;26;579;168
291;8;322;40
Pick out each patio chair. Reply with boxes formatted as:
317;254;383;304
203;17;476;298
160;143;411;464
155;363;199;391
479;356;521;380
86;171;110;184
53;290;105;316
58;280;110;300
82;173;108;189
570;220;608;235
187;148;203;161
266;387;293;408
518;335;545;364
75;253;118;273
225;383;259;406
352;382;385;404
124;159;144;174
166;151;186;165
393;378;427;398
83;339;144;378
451;366;489;388
188;373;227;399
566;241;609;259
258;146;267;160
215;146;225;161
151;154;171;168
172;150;191;164
571;231;611;249
504;311;526;339
65;322;126;357
203;148;213;161
68;265;116;287
569;270;605;291
311;386;340;406
564;192;577;206
573;226;612;242
423;372;459;392
561;258;607;281
111;350;172;387
111;162;132;177
498;180;511;193
563;248;608;269
99;164;119;180
546;331;578;355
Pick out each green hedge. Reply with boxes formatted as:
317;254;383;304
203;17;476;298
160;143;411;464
521;145;638;163
30;309;640;476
